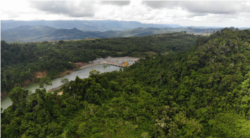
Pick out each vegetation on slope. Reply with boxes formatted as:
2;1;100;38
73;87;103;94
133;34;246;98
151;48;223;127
2;28;250;137
1;32;196;94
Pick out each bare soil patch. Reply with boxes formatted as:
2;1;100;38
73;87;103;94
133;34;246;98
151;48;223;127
34;71;48;78
59;70;73;77
57;92;63;95
23;79;33;85
1;91;8;101
74;62;88;69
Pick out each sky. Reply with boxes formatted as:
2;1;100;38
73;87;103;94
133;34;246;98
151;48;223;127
1;0;250;27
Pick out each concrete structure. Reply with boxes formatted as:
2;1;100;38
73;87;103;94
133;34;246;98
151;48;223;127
80;56;140;69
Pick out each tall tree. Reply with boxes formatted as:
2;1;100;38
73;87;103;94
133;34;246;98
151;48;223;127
39;76;52;88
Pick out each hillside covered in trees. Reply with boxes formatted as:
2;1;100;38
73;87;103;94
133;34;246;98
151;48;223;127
1;32;196;96
2;28;250;137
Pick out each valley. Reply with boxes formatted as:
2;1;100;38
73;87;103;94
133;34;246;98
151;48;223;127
1;56;139;110
1;64;121;111
2;1;250;137
1;28;250;138
1;32;196;95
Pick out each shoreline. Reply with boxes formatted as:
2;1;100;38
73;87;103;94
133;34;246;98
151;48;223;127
1;63;88;100
1;56;139;100
1;92;8;101
1;62;122;111
79;62;107;69
23;63;90;87
47;63;113;93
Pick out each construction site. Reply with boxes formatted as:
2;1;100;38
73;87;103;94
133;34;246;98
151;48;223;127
80;56;140;69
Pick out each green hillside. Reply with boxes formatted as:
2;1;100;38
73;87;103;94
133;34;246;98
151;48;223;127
2;28;250;137
1;32;196;94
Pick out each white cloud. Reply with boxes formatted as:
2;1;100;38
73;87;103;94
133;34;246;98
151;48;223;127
30;1;95;17
100;1;130;6
142;1;250;14
25;0;130;17
0;0;249;27
0;0;33;19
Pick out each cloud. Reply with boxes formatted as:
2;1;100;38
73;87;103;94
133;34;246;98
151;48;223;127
30;1;95;17
142;1;178;9
100;1;130;6
142;1;250;14
1;0;249;27
29;1;131;18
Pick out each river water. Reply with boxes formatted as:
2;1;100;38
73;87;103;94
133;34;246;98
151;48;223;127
1;64;121;111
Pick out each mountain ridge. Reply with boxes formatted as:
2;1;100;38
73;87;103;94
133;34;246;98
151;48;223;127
2;25;223;42
1;20;180;32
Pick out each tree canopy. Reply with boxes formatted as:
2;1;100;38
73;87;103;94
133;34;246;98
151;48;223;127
2;28;250;137
39;76;52;88
1;32;196;94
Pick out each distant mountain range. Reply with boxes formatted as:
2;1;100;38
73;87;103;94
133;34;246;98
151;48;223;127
2;25;224;42
1;20;181;32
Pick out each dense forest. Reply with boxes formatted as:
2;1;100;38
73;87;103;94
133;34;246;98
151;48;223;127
2;28;250;137
1;32;196;94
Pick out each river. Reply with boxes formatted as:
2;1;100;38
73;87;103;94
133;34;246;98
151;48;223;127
1;64;121;111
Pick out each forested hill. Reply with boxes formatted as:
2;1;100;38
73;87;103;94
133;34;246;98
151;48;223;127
1;32;196;95
2;28;250;137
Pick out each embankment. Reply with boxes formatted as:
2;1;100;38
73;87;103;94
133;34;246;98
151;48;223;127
1;92;8;101
1;62;88;100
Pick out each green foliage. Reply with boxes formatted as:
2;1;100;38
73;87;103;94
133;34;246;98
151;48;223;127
9;87;28;107
39;76;52;88
209;113;250;138
1;32;196;94
61;78;69;85
89;70;101;77
2;28;250;137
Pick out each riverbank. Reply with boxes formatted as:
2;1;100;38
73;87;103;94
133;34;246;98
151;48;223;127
0;63;87;100
50;56;140;91
1;92;8;101
25;62;88;87
1;64;121;111
1;57;139;100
